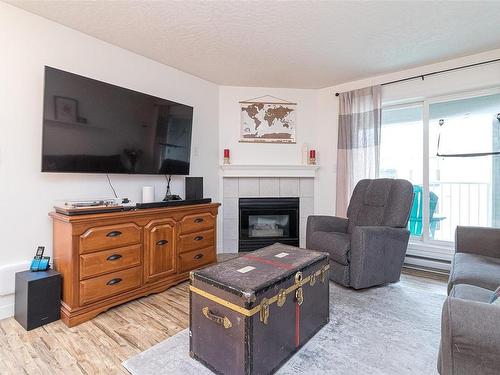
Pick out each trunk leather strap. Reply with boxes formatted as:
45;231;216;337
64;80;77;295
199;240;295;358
190;264;329;319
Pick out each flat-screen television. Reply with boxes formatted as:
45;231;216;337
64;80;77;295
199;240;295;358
42;66;193;175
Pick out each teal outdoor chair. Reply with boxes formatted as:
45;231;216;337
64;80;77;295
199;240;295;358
408;185;445;238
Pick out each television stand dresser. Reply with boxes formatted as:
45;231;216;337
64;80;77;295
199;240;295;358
49;202;220;327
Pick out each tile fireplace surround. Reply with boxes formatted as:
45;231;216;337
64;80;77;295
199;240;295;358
222;176;315;252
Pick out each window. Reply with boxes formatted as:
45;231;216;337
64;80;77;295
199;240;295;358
380;104;423;238
428;93;500;241
380;90;500;246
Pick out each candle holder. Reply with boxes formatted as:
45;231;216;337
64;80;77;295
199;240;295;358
223;149;230;164
309;149;316;165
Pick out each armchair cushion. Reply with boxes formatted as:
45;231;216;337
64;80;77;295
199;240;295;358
346;179;413;233
448;252;500;293
307;231;351;266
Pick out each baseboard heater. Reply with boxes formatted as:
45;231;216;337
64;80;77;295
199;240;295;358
404;254;451;275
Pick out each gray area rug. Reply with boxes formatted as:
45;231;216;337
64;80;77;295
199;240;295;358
123;281;445;374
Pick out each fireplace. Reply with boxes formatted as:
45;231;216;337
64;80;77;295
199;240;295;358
239;197;299;252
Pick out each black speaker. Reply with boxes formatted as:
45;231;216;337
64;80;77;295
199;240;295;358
185;177;203;200
15;269;61;330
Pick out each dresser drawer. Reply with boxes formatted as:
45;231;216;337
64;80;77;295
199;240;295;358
79;266;142;305
80;244;141;280
179;247;216;273
80;223;141;254
179;229;215;253
179;212;215;234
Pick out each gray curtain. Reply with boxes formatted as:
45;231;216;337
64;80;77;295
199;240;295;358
336;85;382;217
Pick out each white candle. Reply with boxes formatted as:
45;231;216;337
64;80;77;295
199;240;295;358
142;186;155;203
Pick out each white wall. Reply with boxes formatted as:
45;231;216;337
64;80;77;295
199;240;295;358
218;86;319;165
0;3;219;319
218;86;337;211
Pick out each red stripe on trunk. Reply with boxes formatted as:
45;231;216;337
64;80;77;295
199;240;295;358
242;255;294;270
295;303;300;348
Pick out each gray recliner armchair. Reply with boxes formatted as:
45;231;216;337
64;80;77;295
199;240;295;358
306;178;413;289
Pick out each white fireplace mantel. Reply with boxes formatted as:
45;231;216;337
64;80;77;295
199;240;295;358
220;164;319;178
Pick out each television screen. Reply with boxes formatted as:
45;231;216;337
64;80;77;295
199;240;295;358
42;66;193;175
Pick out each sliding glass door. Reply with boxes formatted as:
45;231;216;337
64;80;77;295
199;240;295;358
428;92;500;241
380;89;500;248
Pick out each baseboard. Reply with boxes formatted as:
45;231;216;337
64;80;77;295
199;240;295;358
0;294;14;320
0;261;31;296
0;261;30;320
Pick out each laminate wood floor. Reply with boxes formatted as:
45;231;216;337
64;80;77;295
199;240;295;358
0;268;447;375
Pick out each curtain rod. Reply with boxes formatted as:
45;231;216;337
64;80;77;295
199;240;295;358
334;57;500;97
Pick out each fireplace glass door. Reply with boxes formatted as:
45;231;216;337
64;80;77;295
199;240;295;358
239;197;299;252
248;214;290;238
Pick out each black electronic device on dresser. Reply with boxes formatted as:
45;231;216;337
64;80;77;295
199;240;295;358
15;269;61;330
185;177;203;200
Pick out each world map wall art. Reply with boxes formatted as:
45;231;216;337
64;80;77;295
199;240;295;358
239;96;296;143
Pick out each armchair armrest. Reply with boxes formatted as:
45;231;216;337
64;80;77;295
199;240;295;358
349;226;410;289
440;297;500;375
306;216;348;249
455;226;500;259
306;215;348;233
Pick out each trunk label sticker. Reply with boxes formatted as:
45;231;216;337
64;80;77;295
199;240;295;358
275;252;290;258
237;266;256;273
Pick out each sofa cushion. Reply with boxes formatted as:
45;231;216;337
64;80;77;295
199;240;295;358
449;252;500;292
308;231;351;265
450;284;493;303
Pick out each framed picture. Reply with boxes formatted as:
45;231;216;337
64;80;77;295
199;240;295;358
239;99;296;143
54;96;78;123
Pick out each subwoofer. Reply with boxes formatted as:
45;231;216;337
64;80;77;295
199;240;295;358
15;269;61;330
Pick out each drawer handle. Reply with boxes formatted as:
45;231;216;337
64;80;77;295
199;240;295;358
194;253;204;260
194;236;204;241
106;278;122;286
202;307;232;329
106;231;122;238
156;239;168;246
106;254;122;261
194;218;204;223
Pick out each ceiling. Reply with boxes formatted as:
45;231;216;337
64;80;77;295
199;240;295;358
8;1;500;89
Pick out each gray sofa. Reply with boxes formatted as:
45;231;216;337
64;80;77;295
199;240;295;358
438;226;500;375
306;178;413;289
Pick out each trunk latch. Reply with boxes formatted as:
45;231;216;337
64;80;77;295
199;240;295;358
277;289;287;307
295;271;304;306
260;298;270;324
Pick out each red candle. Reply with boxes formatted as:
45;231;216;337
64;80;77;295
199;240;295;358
224;149;230;158
309;149;316;159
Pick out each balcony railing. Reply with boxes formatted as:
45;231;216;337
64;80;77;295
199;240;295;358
429;182;491;241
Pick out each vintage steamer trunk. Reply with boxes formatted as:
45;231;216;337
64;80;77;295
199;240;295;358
189;244;329;375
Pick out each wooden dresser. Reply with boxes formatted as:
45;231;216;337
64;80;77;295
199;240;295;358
49;203;220;327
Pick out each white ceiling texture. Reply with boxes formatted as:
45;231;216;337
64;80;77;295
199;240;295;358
8;1;500;88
